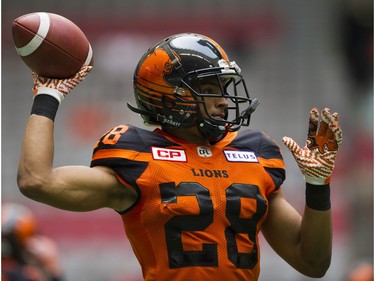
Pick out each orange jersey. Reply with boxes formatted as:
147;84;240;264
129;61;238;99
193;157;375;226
91;126;285;281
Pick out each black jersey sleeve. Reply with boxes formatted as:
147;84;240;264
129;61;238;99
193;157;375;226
231;129;286;190
90;125;177;187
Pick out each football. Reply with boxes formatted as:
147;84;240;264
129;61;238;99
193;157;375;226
12;12;93;78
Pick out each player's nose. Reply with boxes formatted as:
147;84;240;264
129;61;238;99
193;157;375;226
215;96;228;109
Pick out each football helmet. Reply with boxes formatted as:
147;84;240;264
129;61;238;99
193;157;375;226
128;33;259;142
2;203;36;243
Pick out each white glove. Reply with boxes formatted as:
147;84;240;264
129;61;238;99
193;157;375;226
32;65;92;104
282;108;343;185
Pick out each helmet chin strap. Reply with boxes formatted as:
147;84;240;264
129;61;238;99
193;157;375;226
197;98;260;143
197;119;228;143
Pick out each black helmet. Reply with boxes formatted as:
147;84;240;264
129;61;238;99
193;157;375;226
128;33;259;142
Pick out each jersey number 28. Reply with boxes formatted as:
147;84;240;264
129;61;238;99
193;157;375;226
160;182;267;269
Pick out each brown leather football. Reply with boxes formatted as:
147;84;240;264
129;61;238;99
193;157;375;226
12;12;93;78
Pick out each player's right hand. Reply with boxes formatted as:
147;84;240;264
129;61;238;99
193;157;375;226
32;65;92;104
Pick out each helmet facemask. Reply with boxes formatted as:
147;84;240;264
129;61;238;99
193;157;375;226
174;62;259;142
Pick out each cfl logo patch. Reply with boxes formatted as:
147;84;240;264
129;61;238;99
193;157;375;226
197;146;212;158
151;147;187;162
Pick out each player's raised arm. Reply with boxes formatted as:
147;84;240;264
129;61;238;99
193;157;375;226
262;108;343;277
17;68;136;212
17;68;91;205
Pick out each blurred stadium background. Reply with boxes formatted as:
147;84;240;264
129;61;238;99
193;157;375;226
2;0;373;280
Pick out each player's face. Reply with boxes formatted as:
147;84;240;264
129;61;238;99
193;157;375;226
198;79;229;122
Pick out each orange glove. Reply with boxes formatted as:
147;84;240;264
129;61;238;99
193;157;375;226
282;108;343;185
32;65;92;104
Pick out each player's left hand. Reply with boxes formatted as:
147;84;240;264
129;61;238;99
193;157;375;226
282;108;343;185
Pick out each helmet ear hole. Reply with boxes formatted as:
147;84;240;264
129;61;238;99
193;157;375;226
162;95;176;109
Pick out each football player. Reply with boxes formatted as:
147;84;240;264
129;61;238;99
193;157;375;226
17;33;342;280
2;203;64;281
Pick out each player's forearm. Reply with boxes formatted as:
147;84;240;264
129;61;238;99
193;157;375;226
294;182;332;277
17;114;55;197
298;205;332;277
282;108;341;277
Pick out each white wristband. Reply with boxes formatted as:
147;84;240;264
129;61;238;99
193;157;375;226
34;86;64;104
304;175;328;185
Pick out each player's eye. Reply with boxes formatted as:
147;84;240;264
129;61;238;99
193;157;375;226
201;86;222;96
202;89;214;95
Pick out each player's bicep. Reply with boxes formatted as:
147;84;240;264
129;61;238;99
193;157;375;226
42;165;135;211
